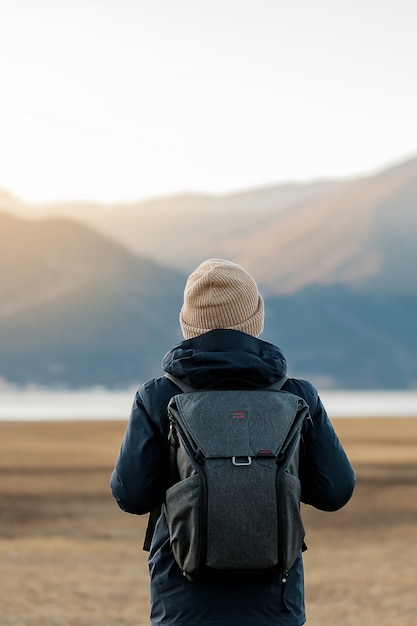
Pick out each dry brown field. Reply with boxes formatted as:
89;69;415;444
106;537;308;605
1;417;417;626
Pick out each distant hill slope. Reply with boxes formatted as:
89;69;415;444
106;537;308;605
1;155;417;389
1;211;416;389
6;156;417;296
262;286;417;389
232;157;417;295
0;187;24;209
0;212;185;387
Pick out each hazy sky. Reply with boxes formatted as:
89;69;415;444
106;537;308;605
1;0;416;204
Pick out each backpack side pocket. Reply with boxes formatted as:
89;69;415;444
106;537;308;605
164;473;202;578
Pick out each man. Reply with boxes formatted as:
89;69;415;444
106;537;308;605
111;258;355;625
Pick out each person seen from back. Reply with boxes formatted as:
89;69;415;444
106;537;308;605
110;258;355;625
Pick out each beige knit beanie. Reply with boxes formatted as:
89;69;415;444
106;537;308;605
179;258;264;339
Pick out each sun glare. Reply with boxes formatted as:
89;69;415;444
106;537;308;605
0;108;62;203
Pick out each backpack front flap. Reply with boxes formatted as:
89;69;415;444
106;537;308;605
165;388;309;580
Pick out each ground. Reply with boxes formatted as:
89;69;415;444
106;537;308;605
0;417;416;626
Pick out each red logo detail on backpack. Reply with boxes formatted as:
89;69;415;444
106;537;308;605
233;411;246;419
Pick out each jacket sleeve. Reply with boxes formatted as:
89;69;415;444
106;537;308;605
110;379;170;515
289;379;356;511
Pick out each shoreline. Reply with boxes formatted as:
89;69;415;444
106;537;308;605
1;389;417;421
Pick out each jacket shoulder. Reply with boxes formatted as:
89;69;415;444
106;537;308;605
137;375;180;431
283;378;319;415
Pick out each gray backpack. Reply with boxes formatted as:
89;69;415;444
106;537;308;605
163;374;311;582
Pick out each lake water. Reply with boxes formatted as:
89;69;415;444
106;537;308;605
1;389;417;420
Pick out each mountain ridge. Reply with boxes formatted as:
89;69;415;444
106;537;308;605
2;156;416;295
0;212;186;387
1;155;417;388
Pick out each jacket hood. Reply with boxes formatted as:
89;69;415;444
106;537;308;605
161;329;287;389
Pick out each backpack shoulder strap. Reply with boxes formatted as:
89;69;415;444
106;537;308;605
164;372;195;393
267;375;289;391
143;505;162;552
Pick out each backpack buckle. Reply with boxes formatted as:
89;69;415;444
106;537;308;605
232;456;252;466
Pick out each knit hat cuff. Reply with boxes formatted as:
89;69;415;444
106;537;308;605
180;294;264;339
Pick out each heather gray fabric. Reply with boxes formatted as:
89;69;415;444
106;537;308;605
164;388;310;581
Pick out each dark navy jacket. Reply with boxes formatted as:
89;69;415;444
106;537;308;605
110;329;355;625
